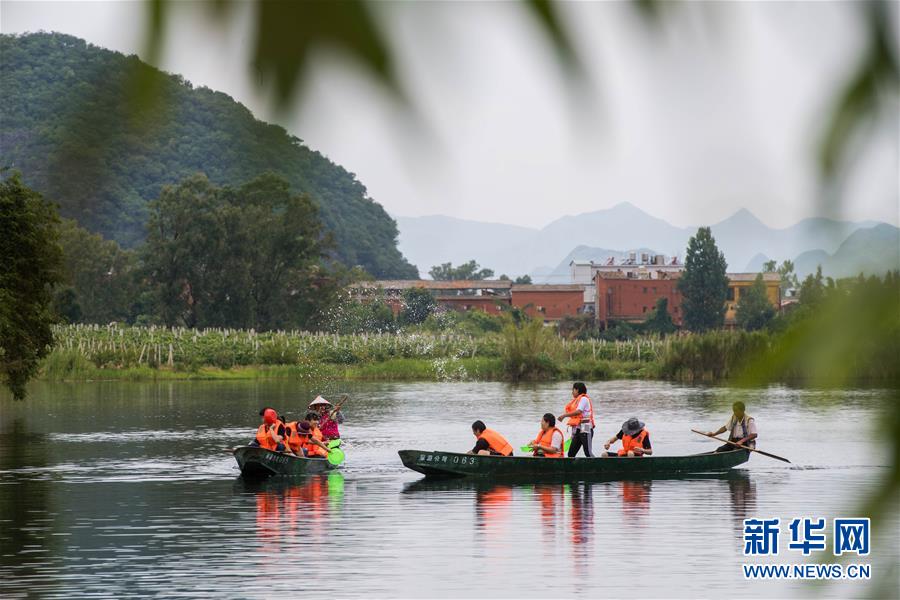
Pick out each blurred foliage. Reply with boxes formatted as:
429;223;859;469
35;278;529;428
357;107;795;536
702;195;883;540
0;174;63;400
500;315;560;382
818;0;899;178
0;32;417;279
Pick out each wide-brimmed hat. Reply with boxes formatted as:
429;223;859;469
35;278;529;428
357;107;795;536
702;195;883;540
621;417;645;436
308;395;332;408
296;420;312;435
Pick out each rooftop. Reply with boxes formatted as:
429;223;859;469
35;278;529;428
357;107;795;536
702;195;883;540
355;279;513;290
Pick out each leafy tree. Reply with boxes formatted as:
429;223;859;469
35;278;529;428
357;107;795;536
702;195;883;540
763;260;777;272
51;287;82;323
56;219;138;323
735;274;775;331
678;227;729;332
777;260;799;295
558;314;597;340
399;288;436;325
0;174;64;400
798;266;827;307
429;260;494;281
514;275;533;284
143;173;335;330
644;297;677;336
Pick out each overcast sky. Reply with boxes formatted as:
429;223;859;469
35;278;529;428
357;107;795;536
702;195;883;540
3;1;898;229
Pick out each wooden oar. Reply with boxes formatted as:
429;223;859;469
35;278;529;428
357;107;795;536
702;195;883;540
691;429;791;463
330;394;348;417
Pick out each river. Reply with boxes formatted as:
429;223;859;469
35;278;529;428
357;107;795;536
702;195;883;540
0;380;896;598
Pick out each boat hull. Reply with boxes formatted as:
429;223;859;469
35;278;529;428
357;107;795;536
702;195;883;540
234;446;336;478
398;448;749;480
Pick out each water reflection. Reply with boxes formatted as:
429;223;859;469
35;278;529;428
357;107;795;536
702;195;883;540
0;417;54;586
727;471;756;524
235;473;345;546
620;479;652;519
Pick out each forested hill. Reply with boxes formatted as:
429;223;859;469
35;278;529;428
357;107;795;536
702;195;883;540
0;32;416;278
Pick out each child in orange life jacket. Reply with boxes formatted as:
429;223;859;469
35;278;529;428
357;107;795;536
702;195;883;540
303;412;331;458
602;417;652;457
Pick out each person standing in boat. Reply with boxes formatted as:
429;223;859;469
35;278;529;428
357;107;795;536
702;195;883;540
249;407;288;453
530;413;565;458
558;382;595;457
309;396;344;441
602;417;652;457
468;420;514;456
706;401;757;452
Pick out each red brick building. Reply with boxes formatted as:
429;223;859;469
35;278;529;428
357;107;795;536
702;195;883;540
595;274;683;328
511;285;587;321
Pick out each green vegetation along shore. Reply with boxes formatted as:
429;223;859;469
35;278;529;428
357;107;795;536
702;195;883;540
43;324;663;383
39;319;898;386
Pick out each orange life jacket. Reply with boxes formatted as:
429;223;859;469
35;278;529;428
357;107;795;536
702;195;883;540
304;425;328;457
618;428;649;456
284;422;304;454
255;419;285;451
532;426;565;458
564;394;595;428
478;428;513;456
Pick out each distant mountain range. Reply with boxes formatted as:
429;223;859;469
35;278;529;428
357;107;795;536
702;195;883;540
396;203;897;281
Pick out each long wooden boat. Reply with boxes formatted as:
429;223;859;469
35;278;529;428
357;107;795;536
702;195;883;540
233;446;337;478
398;448;749;480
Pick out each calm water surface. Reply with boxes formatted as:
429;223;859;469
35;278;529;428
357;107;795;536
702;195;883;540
0;380;896;598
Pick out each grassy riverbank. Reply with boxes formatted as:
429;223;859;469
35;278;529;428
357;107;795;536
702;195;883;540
41;320;898;385
40;324;660;382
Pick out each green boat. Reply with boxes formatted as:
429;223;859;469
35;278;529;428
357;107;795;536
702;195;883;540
233;446;337;478
398;448;750;480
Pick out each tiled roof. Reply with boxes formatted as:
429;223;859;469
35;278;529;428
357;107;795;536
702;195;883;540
355;279;513;290
511;284;585;292
726;272;781;282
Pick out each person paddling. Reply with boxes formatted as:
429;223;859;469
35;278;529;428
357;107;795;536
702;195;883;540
558;382;595;457
602;417;652;457
468;420;514;456
309;395;344;441
249;407;288;453
530;413;565;458
706;401;757;452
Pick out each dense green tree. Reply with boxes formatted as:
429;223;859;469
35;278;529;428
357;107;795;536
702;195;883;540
429;260;494;281
143;173;335;330
56;219;138;323
678;227;729;332
0;174;64;400
763;260;777;272
0;33;417;279
644;297;677;336
798;266;826;307
736;274;776;331
514;275;533;284
399;288;436;325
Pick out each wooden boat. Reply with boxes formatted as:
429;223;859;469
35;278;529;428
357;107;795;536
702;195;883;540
233;446;337;478
398;448;749;480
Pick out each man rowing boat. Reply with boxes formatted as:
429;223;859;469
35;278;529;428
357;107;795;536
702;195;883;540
706;401;757;452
